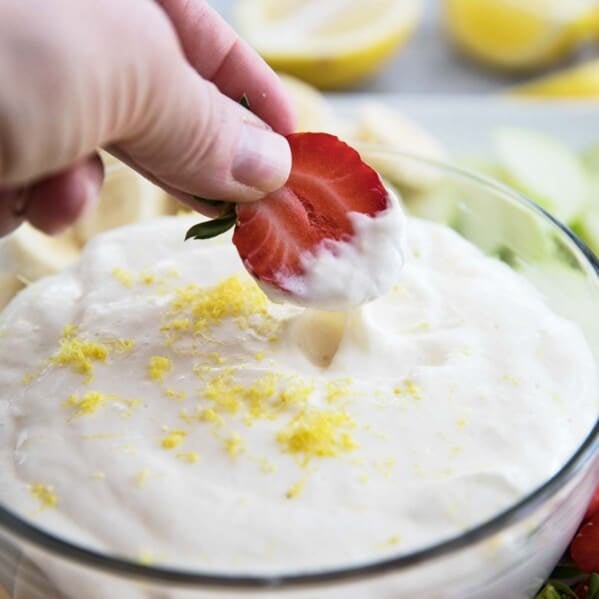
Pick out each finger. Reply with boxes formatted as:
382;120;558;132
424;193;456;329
119;64;292;202
25;154;104;234
107;147;227;218
156;0;296;135
0;0;291;205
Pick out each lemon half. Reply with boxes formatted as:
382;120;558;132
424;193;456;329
235;0;422;89
443;0;596;71
511;58;599;97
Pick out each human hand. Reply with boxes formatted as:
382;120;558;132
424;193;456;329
0;0;295;236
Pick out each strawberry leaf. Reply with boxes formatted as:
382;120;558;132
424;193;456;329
186;93;248;242
185;215;236;240
191;196;235;217
535;583;577;599
589;573;599;598
239;93;251;110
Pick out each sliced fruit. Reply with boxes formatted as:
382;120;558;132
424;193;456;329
354;102;447;191
278;73;352;136
494;127;587;225
186;133;397;306
0;223;80;284
235;0;422;89
585;487;599;521
73;153;173;244
511;58;599;98
233;133;390;294
582;144;599;176
571;513;599;573
577;209;599;256
0;274;24;310
443;0;591;71
403;182;459;226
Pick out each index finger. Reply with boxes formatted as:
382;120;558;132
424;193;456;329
157;0;296;135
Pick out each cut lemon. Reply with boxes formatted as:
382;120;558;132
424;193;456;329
510;59;599;98
443;0;595;71
235;0;422;89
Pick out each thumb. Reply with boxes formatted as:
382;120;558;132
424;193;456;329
115;61;292;204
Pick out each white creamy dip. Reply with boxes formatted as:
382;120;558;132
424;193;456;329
0;216;597;581
264;190;406;309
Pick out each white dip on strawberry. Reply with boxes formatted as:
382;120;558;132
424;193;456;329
0;214;597;597
257;188;406;310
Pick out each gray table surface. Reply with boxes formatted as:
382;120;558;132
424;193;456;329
209;0;599;94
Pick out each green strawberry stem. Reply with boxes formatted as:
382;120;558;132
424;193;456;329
185;215;236;240
185;94;251;241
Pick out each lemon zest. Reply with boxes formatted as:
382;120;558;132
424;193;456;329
148;356;172;382
112;268;134;287
29;483;58;509
161;429;187;450
176;452;200;463
63;390;106;417
224;433;245;458
277;410;358;464
285;478;306;499
51;333;108;380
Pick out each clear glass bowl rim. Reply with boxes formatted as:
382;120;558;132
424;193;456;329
1;149;598;591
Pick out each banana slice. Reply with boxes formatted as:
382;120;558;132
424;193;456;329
279;73;355;137
0;224;80;309
353;102;447;191
0;274;24;311
73;154;173;245
0;224;80;283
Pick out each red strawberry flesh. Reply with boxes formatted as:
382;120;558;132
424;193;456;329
233;133;390;294
570;513;599;573
585;486;599;521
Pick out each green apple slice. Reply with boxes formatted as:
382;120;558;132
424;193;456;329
494;127;587;225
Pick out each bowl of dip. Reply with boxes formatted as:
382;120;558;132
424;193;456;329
0;150;597;599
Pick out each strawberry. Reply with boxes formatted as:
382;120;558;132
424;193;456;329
186;132;391;299
571;514;599;573
585;486;599;521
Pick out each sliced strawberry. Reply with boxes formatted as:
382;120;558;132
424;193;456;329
571;514;599;573
233;132;390;293
585;486;599;521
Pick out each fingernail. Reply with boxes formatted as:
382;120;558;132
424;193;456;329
232;124;291;193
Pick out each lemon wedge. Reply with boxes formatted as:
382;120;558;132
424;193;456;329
511;59;599;97
235;0;422;89
443;0;595;71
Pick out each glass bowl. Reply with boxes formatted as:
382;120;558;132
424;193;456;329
0;150;597;599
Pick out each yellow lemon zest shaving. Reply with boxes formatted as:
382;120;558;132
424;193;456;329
224;433;245;458
111;268;134;287
63;390;106;417
176;452;200;463
285;478;306;499
29;483;58;509
161;429;187;450
51;333;108;380
277;410;358;464
148;356;172;382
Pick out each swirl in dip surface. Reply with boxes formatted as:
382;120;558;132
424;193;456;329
0;216;597;581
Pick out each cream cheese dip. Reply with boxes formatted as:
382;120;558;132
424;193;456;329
0;215;597;582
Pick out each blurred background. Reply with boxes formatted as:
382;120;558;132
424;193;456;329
212;0;599;94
